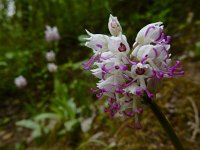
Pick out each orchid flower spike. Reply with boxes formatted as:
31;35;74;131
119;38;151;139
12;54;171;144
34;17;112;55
83;14;184;128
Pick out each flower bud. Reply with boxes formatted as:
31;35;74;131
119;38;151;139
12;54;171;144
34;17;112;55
14;75;27;88
46;50;55;62
47;63;57;73
108;14;122;36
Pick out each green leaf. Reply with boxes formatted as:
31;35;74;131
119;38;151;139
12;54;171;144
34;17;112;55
34;113;60;122
32;129;42;139
16;120;43;139
66;99;77;119
16;120;40;130
0;61;7;67
64;119;79;131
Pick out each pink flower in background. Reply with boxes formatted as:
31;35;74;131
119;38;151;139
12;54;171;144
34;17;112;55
83;14;184;128
45;25;60;42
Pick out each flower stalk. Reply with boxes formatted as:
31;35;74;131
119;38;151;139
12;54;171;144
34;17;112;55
143;96;184;150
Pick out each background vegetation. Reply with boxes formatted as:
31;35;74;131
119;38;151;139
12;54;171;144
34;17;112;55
0;0;200;149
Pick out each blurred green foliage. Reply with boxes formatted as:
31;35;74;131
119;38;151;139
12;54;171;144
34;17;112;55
0;0;200;149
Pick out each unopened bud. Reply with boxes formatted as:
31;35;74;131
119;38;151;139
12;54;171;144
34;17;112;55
108;14;122;36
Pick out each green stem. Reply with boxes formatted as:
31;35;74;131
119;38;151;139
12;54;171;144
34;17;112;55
143;96;184;150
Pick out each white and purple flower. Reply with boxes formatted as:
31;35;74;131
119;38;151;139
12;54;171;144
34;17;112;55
83;14;184;128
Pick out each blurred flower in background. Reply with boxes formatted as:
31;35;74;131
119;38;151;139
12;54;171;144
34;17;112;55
47;63;57;73
14;75;27;88
7;0;15;17
45;25;60;42
46;50;56;62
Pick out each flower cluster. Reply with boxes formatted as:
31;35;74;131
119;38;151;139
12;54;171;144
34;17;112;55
83;15;184;128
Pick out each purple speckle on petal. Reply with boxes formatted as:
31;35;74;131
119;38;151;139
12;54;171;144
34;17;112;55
96;44;103;49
